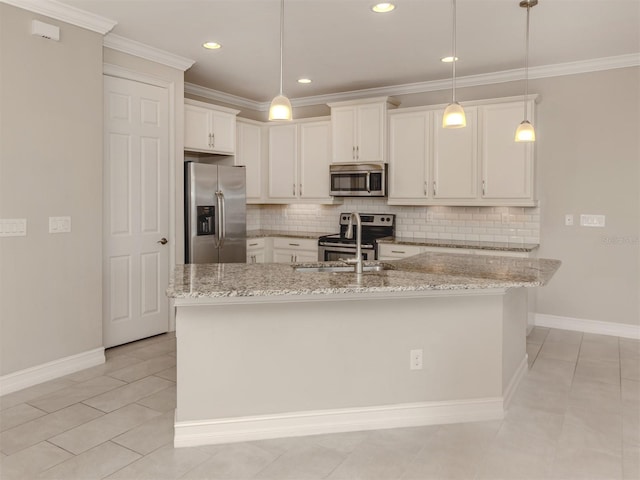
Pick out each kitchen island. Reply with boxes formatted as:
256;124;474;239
168;252;560;447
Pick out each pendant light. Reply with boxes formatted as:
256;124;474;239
515;0;537;142
269;0;292;121
442;0;466;128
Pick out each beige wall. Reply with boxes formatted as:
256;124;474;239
533;68;639;326
0;4;104;375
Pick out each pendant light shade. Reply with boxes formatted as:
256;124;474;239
515;0;537;142
443;102;466;128
269;95;292;121
515;120;535;142
269;0;292;121
443;0;466;129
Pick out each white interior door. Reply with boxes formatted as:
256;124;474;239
104;75;170;348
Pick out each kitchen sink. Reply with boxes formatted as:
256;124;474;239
293;263;392;273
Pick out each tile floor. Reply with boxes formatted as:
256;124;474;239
0;328;638;479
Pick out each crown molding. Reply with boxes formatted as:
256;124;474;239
184;83;263;111
1;0;116;34
187;53;640;112
104;34;195;72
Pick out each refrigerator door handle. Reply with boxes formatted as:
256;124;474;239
217;190;226;248
213;191;222;248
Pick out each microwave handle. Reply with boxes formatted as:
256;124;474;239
366;172;371;193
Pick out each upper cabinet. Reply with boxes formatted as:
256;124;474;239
328;97;399;163
236;119;264;203
184;99;240;154
388;97;536;207
268;119;337;204
480;102;534;201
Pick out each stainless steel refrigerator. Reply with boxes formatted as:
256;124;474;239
185;162;246;263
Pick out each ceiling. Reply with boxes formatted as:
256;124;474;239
60;0;639;103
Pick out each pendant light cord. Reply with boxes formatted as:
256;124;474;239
279;0;284;96
451;0;457;103
524;4;530;121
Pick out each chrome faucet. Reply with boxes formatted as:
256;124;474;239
343;212;363;274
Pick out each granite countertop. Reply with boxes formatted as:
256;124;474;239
167;252;561;299
377;236;539;252
246;230;332;240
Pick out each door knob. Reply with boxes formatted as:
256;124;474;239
157;238;168;245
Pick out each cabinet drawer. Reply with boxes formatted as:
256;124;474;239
378;244;423;259
246;238;265;250
272;237;318;251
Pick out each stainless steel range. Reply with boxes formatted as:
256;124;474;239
318;213;395;261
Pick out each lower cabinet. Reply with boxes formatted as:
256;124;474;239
246;238;267;264
272;237;318;263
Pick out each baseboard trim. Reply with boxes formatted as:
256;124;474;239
503;354;528;409
174;397;504;448
534;313;640;340
0;347;105;396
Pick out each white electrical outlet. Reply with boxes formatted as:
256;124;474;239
0;219;27;237
580;214;605;228
410;349;423;370
49;216;71;233
565;214;574;226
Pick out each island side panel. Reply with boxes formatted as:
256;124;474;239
175;292;505;423
502;287;529;397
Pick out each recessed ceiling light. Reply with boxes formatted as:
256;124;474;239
371;3;395;13
297;78;312;84
441;56;459;63
202;42;222;50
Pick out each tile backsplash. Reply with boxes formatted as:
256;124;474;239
248;199;540;244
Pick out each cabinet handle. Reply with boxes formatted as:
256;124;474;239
208;133;212;148
289;243;300;246
391;250;406;254
482;180;486;196
211;132;215;148
433;181;437;197
299;183;302;196
352;146;355;160
356;146;359;160
293;183;295;196
423;181;427;196
249;242;258;247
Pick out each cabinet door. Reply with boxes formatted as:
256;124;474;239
481;102;533;200
268;124;298;200
331;107;356;163
211;110;235;154
237;121;262;201
299;121;331;200
273;249;295;263
184;104;212;151
378;244;423;260
357;103;385;163
388;111;430;201
433;107;478;199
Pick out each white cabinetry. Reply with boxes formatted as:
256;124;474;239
236;119;264;203
481;101;534;201
246;238;267;264
433;107;478;200
388;110;431;202
388;96;536;207
329;97;398;163
268;120;334;203
378;244;423;260
184;99;239;154
272;237;318;263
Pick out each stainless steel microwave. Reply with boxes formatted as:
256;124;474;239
329;163;387;197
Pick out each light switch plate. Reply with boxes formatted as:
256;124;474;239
49;216;71;233
580;214;605;228
0;219;27;237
